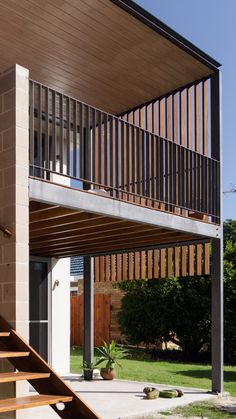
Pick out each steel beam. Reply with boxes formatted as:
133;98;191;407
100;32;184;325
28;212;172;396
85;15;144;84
211;238;224;393
211;70;223;393
83;256;94;365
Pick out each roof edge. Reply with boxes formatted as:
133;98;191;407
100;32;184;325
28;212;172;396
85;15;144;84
111;0;221;70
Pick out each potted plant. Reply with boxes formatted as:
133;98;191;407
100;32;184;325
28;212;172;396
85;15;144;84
95;340;129;380
82;360;94;381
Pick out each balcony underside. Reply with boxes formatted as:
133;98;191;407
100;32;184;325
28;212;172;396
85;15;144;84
29;178;219;258
0;0;218;115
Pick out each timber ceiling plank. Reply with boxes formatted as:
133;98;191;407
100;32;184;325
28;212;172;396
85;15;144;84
29;217;128;239
30;207;83;223
30;225;168;251
32;234;202;258
0;0;214;114
29;202;55;212
30;221;148;244
33;230;190;252
30;212;101;232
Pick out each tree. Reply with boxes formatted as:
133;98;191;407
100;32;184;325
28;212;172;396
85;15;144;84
224;219;236;245
118;276;211;354
118;280;166;347
224;236;236;361
118;220;236;361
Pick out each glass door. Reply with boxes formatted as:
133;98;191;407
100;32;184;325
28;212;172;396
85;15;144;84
29;260;51;362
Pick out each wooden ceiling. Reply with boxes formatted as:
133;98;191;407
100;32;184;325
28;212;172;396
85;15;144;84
29;201;204;258
0;0;216;114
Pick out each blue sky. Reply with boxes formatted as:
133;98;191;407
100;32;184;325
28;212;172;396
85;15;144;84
136;0;236;220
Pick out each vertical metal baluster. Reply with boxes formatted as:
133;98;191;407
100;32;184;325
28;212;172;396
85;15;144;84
193;151;196;210
165;139;169;210
205;157;209;216
104;113;108;186
141;129;145;197
208;158;212;218
151;134;155;201
126;122;130;199
189;150;193;212
159;139;164;205
198;154;201;213
79;102;84;180
217;161;220;221
131;125;135;200
179;145;183;208
59;94;64;174
194;152;198;211
98;111;102;185
173;143;177;206
202;156;205;214
66;98;70;176
170;142;174;212
115;118;119;197
45;87;49;179
213;160;216;221
146;132;150;199
120;120;124;194
38;84;42;177
110;116;114;196
156;136;160;202
52;90;56;172
73;100;77;178
200;154;203;213
29;80;34;176
136;128;140;196
84;105;90;186
92;108;96;184
186;148;189;212
183;148;187;210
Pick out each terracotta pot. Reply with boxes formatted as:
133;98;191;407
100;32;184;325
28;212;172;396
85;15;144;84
100;368;116;380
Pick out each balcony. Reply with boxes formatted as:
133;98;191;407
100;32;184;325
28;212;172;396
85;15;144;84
29;80;220;225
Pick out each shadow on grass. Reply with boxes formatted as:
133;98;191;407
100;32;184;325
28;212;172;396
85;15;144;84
173;369;236;383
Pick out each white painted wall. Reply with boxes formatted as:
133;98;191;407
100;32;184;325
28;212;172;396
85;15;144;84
45;138;74;374
51;257;71;375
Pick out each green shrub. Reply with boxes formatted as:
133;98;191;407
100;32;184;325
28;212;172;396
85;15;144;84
118;276;211;354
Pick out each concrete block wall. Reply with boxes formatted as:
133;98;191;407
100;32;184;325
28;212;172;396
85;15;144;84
0;65;29;418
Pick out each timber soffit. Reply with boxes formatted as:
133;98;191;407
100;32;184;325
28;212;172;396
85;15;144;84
112;0;221;71
0;0;220;115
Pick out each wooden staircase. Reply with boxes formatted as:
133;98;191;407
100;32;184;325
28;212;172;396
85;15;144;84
0;317;101;418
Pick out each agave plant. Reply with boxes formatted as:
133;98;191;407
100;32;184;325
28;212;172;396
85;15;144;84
95;340;129;370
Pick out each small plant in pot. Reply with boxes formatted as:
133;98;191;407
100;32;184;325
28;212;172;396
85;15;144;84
95;340;129;380
82;360;94;381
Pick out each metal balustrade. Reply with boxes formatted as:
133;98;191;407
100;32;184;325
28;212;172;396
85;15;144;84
29;80;220;223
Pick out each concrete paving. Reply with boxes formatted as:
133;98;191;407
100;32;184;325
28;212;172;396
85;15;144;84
28;376;217;419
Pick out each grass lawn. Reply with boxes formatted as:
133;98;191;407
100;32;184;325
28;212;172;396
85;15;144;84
159;401;234;418
71;347;236;396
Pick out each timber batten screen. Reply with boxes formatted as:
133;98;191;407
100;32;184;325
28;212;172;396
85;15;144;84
29;80;220;224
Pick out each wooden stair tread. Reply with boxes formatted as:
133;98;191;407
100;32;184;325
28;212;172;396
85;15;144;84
0;394;73;413
0;371;50;383
0;351;30;358
0;332;10;337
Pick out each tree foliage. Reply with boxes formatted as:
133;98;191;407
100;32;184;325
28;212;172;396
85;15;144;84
118;219;236;362
118;276;211;354
224;219;236;245
224;223;236;362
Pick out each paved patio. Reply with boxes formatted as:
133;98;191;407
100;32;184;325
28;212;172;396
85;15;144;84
28;376;217;419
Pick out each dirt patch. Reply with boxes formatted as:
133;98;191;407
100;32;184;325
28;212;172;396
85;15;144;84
213;395;236;414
